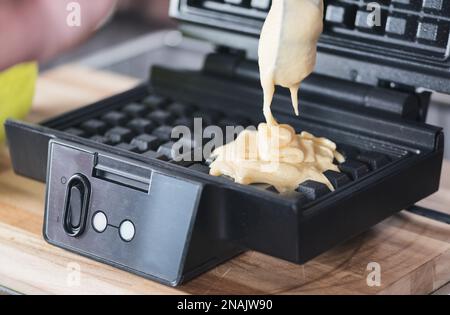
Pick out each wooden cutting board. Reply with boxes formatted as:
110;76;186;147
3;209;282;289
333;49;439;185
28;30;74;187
0;65;449;295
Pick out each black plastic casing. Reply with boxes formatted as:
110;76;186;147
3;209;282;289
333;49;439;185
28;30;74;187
44;139;243;286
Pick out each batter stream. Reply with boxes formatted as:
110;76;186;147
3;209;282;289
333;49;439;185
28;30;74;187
209;0;344;193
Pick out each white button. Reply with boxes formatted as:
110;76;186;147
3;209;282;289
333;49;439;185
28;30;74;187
119;220;135;242
92;212;108;233
251;0;271;10
225;0;242;4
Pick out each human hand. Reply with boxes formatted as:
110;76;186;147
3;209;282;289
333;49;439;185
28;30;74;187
0;0;117;71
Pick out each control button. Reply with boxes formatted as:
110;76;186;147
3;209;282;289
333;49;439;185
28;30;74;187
92;212;108;233
68;184;83;228
225;0;243;4
119;220;135;242
63;174;90;237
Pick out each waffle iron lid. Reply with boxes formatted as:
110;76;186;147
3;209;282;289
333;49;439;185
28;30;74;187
170;0;450;94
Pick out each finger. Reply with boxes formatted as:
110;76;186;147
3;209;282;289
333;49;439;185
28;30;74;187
37;0;118;61
0;0;117;70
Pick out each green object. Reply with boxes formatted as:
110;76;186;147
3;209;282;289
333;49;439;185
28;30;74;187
0;62;38;141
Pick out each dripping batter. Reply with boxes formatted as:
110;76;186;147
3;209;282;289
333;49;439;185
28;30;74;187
209;0;344;193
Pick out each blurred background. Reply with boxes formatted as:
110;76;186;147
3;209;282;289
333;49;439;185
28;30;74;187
40;0;450;159
42;0;213;78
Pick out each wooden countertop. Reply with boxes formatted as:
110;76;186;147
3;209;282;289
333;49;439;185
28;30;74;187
0;65;449;295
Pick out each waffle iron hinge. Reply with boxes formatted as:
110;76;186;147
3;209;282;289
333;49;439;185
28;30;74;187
202;51;430;123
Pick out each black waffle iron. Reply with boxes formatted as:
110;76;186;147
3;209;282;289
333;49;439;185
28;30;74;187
5;0;448;286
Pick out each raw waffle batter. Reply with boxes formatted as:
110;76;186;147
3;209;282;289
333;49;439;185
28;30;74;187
209;0;344;193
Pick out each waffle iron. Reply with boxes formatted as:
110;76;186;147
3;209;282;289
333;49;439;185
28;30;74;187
4;0;447;286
